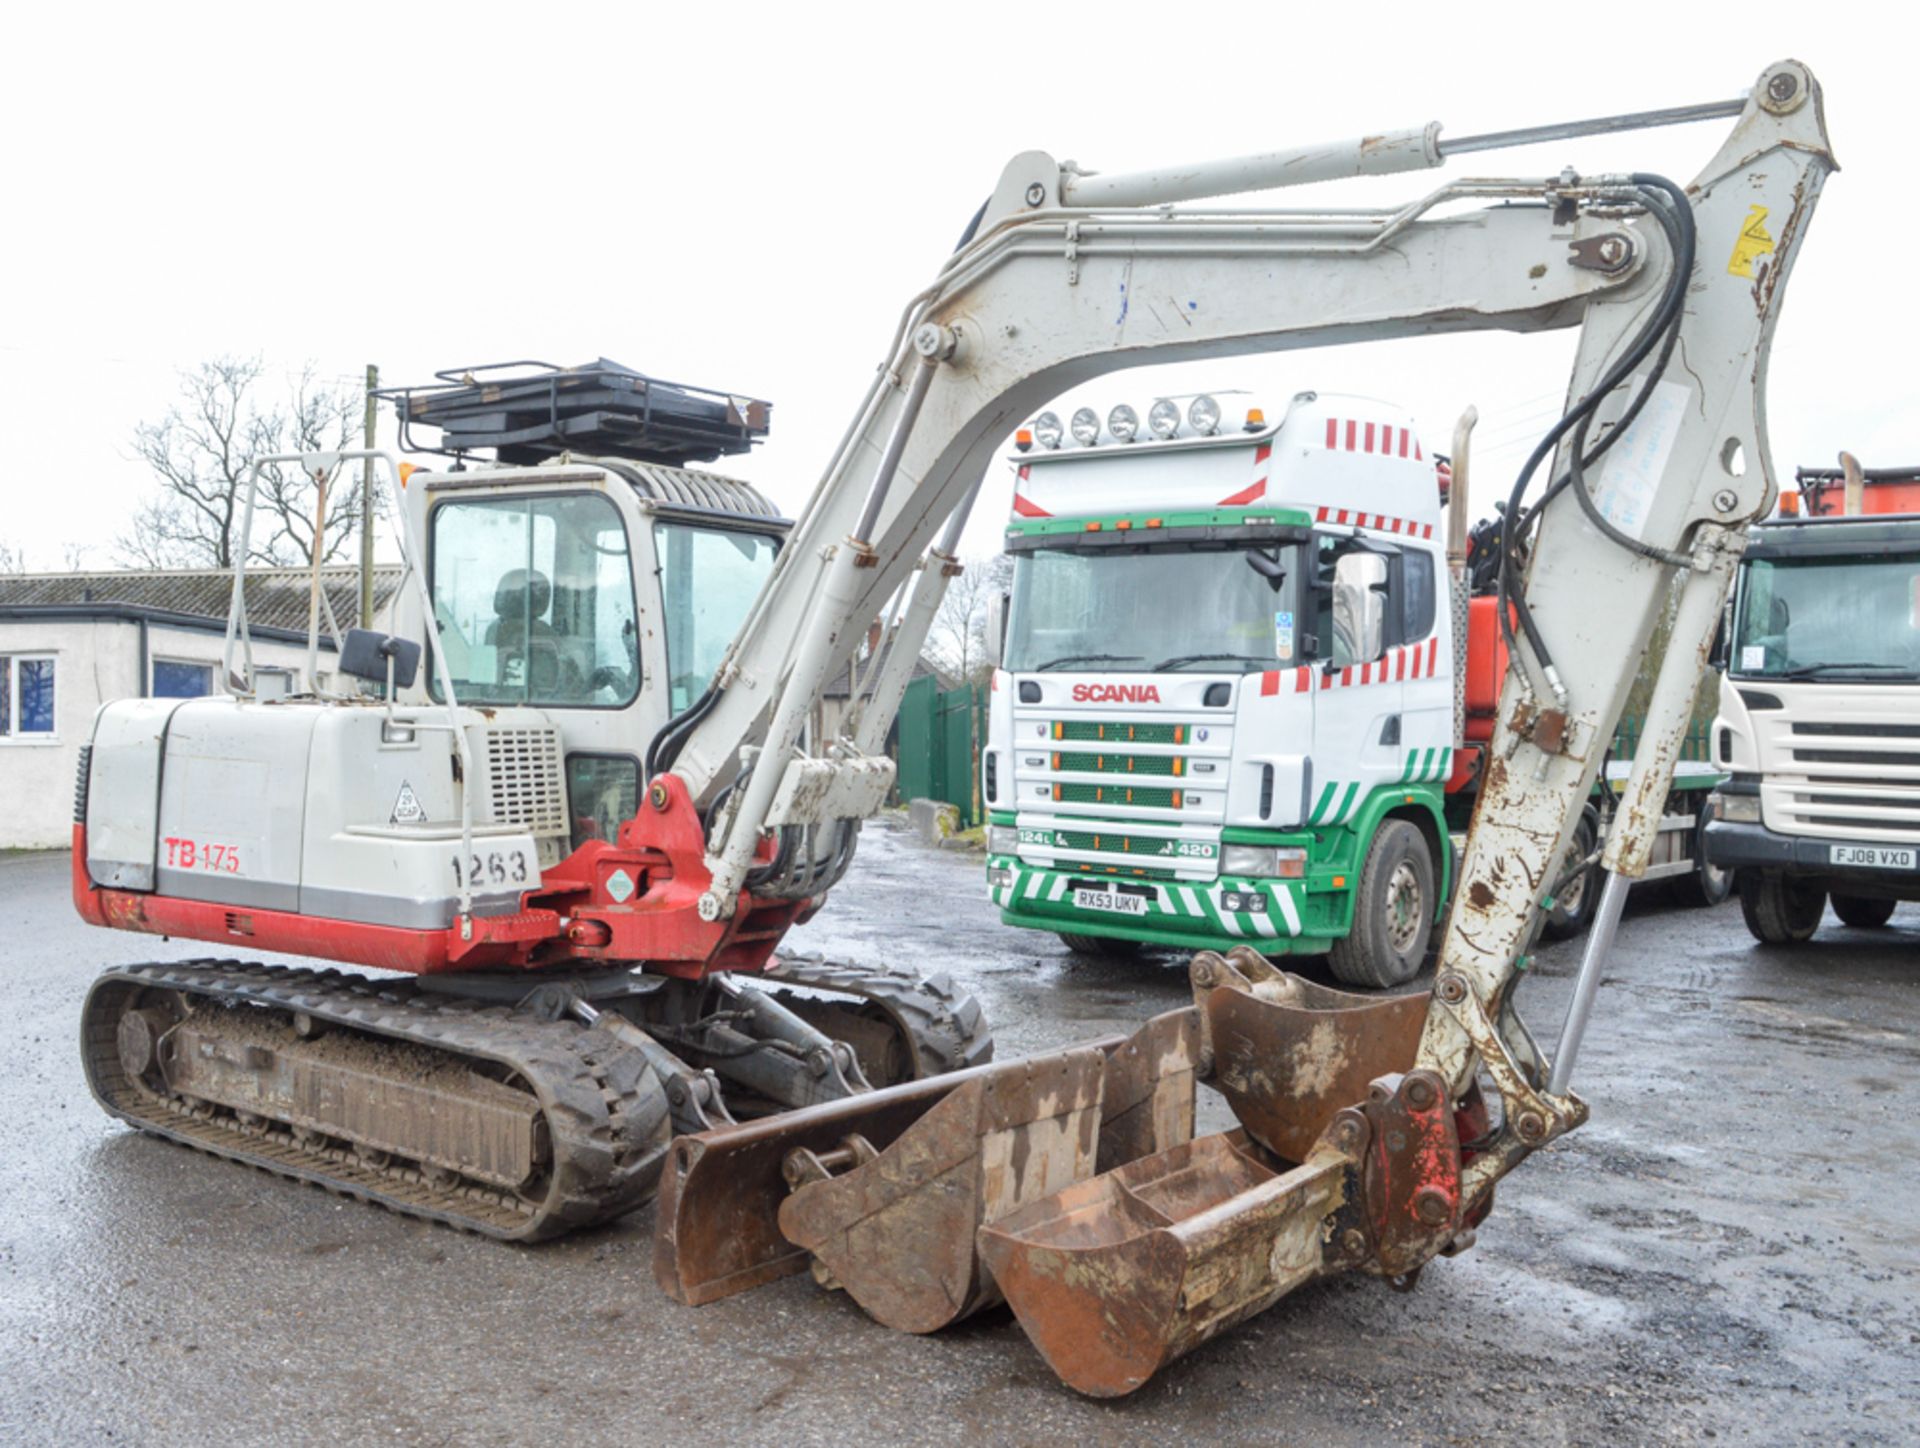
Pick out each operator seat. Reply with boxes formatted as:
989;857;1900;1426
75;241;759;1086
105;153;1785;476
486;567;560;692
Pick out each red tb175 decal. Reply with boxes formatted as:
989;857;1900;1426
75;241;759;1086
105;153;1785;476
163;837;242;874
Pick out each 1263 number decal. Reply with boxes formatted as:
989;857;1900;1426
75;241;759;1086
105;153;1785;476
451;849;531;888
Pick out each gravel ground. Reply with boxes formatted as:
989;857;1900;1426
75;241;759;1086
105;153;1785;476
1;828;1914;1446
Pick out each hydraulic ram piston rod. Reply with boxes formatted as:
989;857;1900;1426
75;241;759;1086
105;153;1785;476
1057;97;1746;208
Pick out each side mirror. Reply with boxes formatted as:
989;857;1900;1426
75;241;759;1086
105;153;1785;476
984;591;1010;669
1331;552;1387;665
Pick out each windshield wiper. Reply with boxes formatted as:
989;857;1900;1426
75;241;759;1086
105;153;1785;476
1152;653;1274;671
1779;661;1916;678
1034;653;1145;671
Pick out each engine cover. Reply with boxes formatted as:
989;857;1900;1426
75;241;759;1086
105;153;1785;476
84;696;566;929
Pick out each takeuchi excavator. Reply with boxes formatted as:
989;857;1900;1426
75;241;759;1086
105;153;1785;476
72;62;1832;1396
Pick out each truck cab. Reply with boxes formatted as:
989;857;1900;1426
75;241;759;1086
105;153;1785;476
1707;498;1920;941
981;391;1454;988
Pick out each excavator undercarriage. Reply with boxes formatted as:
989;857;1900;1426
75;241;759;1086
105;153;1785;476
82;954;990;1240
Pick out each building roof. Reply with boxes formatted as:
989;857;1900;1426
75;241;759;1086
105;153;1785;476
0;565;407;633
820;642;951;699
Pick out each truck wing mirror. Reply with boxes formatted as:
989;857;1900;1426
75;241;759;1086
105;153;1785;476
1243;547;1288;592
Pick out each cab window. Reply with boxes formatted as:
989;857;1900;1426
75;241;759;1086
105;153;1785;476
429;493;640;708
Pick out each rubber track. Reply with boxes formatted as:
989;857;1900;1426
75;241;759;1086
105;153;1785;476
763;952;993;1079
82;961;671;1242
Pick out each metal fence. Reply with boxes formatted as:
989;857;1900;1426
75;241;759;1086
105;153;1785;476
896;676;988;828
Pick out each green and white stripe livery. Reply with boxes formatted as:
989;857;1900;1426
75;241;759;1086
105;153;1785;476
989;861;1304;940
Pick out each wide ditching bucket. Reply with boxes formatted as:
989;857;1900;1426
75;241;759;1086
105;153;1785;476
654;1008;1202;1330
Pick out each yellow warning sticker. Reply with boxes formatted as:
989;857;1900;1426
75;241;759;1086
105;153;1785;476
1728;204;1774;278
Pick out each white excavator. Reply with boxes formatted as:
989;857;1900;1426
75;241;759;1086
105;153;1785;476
73;62;1832;1394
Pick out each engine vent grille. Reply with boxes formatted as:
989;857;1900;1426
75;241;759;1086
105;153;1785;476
483;728;567;839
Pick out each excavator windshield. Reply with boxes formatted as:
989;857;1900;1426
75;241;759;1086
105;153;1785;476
428;492;642;707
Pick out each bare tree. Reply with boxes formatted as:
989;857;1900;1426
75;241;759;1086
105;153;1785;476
119;358;367;570
928;552;1013;683
0;539;24;573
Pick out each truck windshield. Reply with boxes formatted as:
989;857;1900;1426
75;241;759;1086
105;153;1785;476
1732;551;1920;680
654;521;781;711
1005;542;1303;674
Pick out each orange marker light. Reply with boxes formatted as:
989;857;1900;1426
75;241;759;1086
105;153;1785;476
1085;522;1102;531
1244;407;1267;432
1778;491;1802;517
398;462;419;488
1332;875;1347;889
1014;428;1034;452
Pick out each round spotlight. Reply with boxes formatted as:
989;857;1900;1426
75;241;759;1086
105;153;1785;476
1032;411;1064;449
1148;399;1181;439
1188;394;1221;435
1108;404;1139;443
1070;407;1101;446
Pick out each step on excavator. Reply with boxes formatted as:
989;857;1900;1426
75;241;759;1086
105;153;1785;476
73;62;1832;1395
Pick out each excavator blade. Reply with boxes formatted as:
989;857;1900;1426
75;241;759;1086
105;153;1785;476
1191;946;1430;1161
653;1009;1201;1323
975;1125;1359;1398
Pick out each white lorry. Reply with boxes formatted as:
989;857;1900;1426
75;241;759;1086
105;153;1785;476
1706;463;1920;941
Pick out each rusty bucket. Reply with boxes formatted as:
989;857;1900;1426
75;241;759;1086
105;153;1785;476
976;1125;1359;1398
1194;946;1429;1160
654;1009;1201;1326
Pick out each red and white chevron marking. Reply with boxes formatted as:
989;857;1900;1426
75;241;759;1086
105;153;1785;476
1257;637;1442;695
1324;417;1424;461
1012;463;1051;518
1313;504;1435;540
1217;441;1272;506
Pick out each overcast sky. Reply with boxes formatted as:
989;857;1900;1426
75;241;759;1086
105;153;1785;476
0;4;1896;572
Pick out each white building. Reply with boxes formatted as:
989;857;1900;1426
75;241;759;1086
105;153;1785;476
0;566;403;849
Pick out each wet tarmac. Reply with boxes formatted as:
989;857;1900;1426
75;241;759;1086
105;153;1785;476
2;828;1915;1445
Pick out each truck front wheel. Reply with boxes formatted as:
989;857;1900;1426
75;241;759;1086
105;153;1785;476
1737;870;1826;944
1541;813;1601;942
1329;820;1434;990
1831;893;1897;928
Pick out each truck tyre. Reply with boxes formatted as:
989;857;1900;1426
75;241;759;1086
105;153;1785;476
1737;870;1826;944
1670;811;1734;908
1329;820;1434;990
1057;932;1144;959
1831;893;1897;928
1541;813;1601;942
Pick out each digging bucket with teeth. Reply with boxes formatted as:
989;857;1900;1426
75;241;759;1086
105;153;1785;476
654;1008;1202;1328
977;946;1485;1397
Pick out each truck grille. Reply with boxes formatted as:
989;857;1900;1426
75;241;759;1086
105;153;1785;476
1760;714;1920;839
483;727;567;839
1052;782;1183;809
1053;719;1190;745
1053;750;1186;777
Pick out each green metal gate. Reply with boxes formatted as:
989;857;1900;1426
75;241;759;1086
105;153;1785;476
895;676;987;828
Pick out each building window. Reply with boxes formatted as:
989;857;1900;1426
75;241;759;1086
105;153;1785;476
153;659;214;699
0;654;56;738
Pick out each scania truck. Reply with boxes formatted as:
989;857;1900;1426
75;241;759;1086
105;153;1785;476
1706;460;1920;942
982;391;1728;987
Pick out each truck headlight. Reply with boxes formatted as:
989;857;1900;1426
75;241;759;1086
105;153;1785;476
1107;404;1139;443
1188;394;1221;435
1222;845;1306;877
1717;791;1761;823
988;825;1020;855
1070;407;1101;445
1148;399;1181;439
1032;411;1064;449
